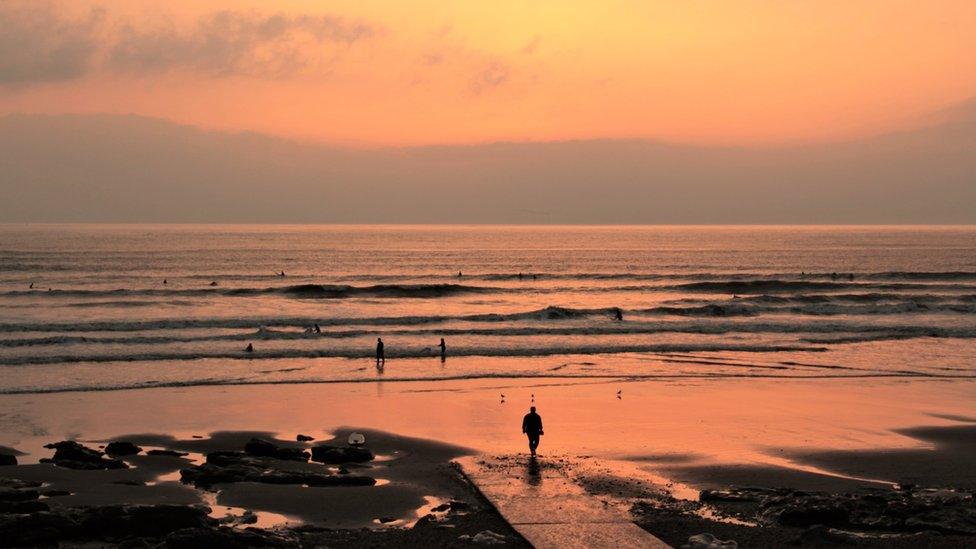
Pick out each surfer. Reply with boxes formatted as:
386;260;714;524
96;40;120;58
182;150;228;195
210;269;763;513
244;343;254;353
522;406;544;457
614;308;623;321
314;323;321;334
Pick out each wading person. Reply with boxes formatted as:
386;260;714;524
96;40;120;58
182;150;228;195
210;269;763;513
376;338;385;366
521;406;544;456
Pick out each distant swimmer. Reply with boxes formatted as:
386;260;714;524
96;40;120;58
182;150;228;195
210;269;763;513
376;338;385;365
279;271;286;277
521;406;544;457
314;323;321;334
848;273;854;281
244;343;254;353
210;281;218;286
533;274;537;280
614;308;623;321
163;279;167;285
457;271;463;277
831;272;838;280
438;338;446;360
518;272;523;280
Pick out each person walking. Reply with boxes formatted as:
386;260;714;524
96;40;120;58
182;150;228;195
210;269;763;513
521;406;544;456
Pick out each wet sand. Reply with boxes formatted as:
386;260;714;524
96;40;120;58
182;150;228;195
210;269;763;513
1;375;974;546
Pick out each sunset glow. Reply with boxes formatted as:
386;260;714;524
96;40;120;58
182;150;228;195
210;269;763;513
3;0;976;146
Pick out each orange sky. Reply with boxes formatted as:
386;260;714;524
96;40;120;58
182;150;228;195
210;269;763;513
2;0;975;146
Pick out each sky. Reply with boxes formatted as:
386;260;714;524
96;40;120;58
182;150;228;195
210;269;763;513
1;0;975;223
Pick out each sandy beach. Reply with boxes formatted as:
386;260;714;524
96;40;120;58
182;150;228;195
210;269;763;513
2;374;974;546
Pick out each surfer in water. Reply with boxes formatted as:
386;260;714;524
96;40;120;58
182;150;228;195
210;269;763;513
522;406;544;457
244;343;254;353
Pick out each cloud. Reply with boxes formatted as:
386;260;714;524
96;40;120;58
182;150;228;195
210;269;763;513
108;10;378;78
0;3;379;86
470;59;511;94
0;2;104;87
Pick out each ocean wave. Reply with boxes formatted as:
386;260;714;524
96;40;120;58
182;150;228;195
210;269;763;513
0;342;829;367
6;369;972;395
671;280;976;293
0;283;497;300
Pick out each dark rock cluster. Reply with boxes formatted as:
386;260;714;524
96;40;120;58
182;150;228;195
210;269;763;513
180;438;376;488
41;441;128;470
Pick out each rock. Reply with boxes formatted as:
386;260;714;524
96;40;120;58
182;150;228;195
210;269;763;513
796;525;856;546
378;516;396;523
449;500;471;512
79;504;214;539
243;438;278;457
412;513;437;530
0;454;16;466
40;489;71;497
147;449;189;457
700;487;784;502
0;478;41;489
165;526;294;548
0;487;39;501
296;434;315;442
431;503;451;512
310;444;374;464
105;441;143;456
42;441;128;470
459;530;507;545
682;532;737;549
0;511;79;546
760;494;850;528
181;452;375;488
0;500;49;513
244;438;310;462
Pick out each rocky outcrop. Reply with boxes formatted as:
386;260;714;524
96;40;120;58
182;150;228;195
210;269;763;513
244;438;310;462
310;445;374;464
147;449;189;457
41;441;128;470
105;442;143;456
180;451;375;488
756;487;976;535
0;455;15;467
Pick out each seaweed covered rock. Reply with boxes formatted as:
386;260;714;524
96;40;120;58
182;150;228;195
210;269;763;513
41;441;128;470
244;438;310;462
78;504;215;539
181;451;375;488
105;441;143;456
310;445;374;464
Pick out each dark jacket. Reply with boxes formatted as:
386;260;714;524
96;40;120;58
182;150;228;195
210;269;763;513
522;412;543;434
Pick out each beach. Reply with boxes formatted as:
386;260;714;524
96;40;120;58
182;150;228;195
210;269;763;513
1;224;975;546
2;374;975;546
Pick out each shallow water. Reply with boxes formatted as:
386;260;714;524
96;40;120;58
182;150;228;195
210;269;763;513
1;224;974;393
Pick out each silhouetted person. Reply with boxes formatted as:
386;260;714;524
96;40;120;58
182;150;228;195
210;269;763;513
279;271;286;277
28;282;33;289
848;273;854;281
376;338;385;365
244;343;254;353
163;279;167;285
438;338;446;360
457;271;463;277
518;272;523;280
614;308;623;321
522;406;544;456
314;323;321;334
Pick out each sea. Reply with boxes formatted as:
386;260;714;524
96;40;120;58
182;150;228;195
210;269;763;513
1;224;974;394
